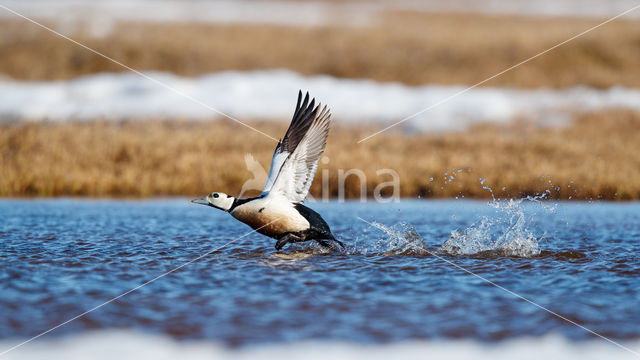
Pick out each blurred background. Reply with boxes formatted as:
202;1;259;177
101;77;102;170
1;0;640;199
3;2;640;360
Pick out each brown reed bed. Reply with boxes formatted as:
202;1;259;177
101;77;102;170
1;12;639;88
1;110;639;200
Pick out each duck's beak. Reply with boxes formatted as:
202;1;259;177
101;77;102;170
191;196;209;206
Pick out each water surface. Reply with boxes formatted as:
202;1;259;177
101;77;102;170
1;199;639;346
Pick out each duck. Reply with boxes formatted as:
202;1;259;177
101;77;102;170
192;91;344;251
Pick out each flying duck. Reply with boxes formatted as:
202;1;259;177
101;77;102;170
192;91;344;250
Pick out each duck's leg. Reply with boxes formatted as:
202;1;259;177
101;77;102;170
275;232;304;250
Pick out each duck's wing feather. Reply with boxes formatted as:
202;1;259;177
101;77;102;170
262;91;326;194
263;92;331;203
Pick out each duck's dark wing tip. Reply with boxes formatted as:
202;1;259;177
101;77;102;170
282;90;322;154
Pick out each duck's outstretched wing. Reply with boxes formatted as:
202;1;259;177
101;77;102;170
262;91;331;203
262;91;316;193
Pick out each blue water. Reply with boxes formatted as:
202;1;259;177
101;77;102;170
1;199;639;346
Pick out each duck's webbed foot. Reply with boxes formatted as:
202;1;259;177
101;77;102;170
275;232;304;250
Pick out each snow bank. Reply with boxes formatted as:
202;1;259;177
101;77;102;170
2;70;639;132
1;331;639;360
1;0;638;30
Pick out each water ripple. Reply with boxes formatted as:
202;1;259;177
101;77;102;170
0;199;639;345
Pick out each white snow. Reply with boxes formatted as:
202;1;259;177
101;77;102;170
2;70;640;132
1;0;639;31
1;331;639;360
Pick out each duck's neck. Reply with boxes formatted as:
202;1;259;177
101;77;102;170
229;196;259;212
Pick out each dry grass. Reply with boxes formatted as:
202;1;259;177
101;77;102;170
2;110;640;200
1;12;639;88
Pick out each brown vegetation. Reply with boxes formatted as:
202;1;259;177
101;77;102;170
1;12;639;88
2;110;640;200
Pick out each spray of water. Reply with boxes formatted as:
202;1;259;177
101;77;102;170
358;195;548;258
349;188;554;258
346;222;430;256
298;175;559;258
438;196;551;257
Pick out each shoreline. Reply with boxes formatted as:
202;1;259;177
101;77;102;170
1;330;638;360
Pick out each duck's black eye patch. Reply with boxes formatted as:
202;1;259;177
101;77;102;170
213;193;219;198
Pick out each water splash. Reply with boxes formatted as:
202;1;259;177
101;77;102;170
356;221;430;256
276;222;430;257
438;197;547;258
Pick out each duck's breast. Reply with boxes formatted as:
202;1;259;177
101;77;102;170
230;198;309;238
